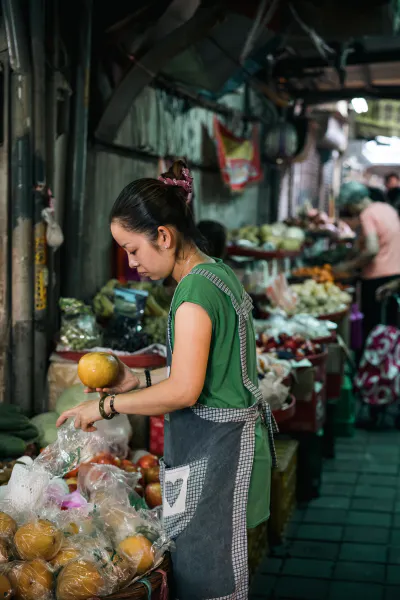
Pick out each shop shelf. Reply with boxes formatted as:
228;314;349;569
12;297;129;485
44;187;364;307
56;351;166;369
227;245;303;260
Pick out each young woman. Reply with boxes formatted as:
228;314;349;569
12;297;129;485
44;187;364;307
57;160;276;599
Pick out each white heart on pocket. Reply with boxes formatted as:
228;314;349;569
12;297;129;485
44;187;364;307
165;479;183;507
163;464;190;518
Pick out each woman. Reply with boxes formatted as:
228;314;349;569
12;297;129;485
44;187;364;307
334;181;400;343
57;160;276;599
197;220;227;260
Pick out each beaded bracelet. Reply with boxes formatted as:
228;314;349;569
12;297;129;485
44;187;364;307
145;369;152;388
99;395;114;420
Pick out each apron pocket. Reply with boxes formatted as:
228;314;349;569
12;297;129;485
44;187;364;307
160;456;208;541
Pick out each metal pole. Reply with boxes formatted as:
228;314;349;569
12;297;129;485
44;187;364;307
46;0;58;342
63;0;92;298
30;0;48;413
0;43;11;403
4;0;34;414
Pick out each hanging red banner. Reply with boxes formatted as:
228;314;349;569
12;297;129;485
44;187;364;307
213;116;262;192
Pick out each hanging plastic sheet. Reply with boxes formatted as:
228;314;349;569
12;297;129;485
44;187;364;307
213;116;262;192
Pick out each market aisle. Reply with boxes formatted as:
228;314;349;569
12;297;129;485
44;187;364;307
250;428;400;600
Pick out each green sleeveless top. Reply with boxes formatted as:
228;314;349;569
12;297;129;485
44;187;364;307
170;259;271;528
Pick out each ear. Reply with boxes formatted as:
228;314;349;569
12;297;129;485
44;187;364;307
157;226;174;249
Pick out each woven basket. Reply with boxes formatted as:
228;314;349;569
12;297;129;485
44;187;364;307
105;555;170;600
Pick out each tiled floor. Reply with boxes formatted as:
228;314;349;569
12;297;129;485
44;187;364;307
251;427;400;600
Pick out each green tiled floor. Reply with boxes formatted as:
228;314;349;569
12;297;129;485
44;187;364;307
251;428;400;600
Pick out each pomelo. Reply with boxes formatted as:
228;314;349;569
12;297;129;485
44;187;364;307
77;352;119;389
14;519;63;561
56;559;105;600
117;534;154;575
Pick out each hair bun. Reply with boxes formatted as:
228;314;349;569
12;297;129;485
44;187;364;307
158;158;193;201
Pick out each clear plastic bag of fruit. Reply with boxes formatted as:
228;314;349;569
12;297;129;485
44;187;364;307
91;493;170;582
77;463;141;504
0;559;54;600
34;421;125;478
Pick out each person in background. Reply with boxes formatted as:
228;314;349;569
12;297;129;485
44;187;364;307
334;182;400;343
197;220;227;259
367;186;386;203
385;172;400;194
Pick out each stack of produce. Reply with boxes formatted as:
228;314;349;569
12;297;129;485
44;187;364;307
0;468;168;600
0;399;170;599
257;333;322;361
290;280;352;316
0;405;39;460
59;280;171;353
62;451;161;509
228;222;305;251
286;207;355;240
292;264;350;283
254;313;334;341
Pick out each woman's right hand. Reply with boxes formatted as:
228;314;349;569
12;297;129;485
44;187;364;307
376;279;400;302
84;356;141;395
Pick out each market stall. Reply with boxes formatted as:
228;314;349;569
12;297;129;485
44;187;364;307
0;355;170;600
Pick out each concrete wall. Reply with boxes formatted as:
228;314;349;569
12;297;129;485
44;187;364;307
78;86;272;299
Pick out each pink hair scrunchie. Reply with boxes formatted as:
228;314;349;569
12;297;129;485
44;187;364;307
158;167;193;201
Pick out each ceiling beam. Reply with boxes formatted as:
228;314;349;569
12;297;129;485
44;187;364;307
274;46;400;78
95;3;225;143
290;86;400;104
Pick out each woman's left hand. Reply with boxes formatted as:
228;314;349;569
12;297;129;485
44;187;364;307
56;399;104;432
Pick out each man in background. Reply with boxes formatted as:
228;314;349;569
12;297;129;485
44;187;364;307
385;172;400;194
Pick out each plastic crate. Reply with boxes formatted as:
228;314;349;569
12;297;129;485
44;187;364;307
335;375;356;422
269;439;298;545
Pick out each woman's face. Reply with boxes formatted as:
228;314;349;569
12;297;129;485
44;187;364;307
111;221;175;280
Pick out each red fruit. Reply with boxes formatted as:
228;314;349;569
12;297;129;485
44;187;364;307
145;483;162;508
137;455;158;470
92;452;115;465
145;466;160;484
64;466;79;479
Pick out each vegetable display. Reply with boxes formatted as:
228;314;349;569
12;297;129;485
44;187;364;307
228;222;305;251
290;280;351;316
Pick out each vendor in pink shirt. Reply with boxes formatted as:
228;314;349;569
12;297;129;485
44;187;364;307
335;181;400;342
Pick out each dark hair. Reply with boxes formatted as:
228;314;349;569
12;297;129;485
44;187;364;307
110;159;206;253
367;186;385;203
387;186;400;206
385;172;399;184
197;220;227;259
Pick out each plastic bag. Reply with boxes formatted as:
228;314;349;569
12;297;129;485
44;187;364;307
77;463;141;504
0;559;53;600
104;288;150;352
59;298;101;351
92;494;169;581
266;274;297;313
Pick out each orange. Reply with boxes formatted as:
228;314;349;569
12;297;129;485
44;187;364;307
77;352;119;388
117;535;154;575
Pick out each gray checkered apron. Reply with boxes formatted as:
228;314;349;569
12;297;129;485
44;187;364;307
160;268;277;600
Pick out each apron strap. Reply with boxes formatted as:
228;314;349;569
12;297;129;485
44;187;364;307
189;268;278;468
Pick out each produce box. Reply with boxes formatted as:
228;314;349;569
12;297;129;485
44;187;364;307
326;342;345;400
291;366;315;402
269;439;298;545
280;383;326;433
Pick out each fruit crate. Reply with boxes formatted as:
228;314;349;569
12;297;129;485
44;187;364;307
269;439;298;545
105;554;170;599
